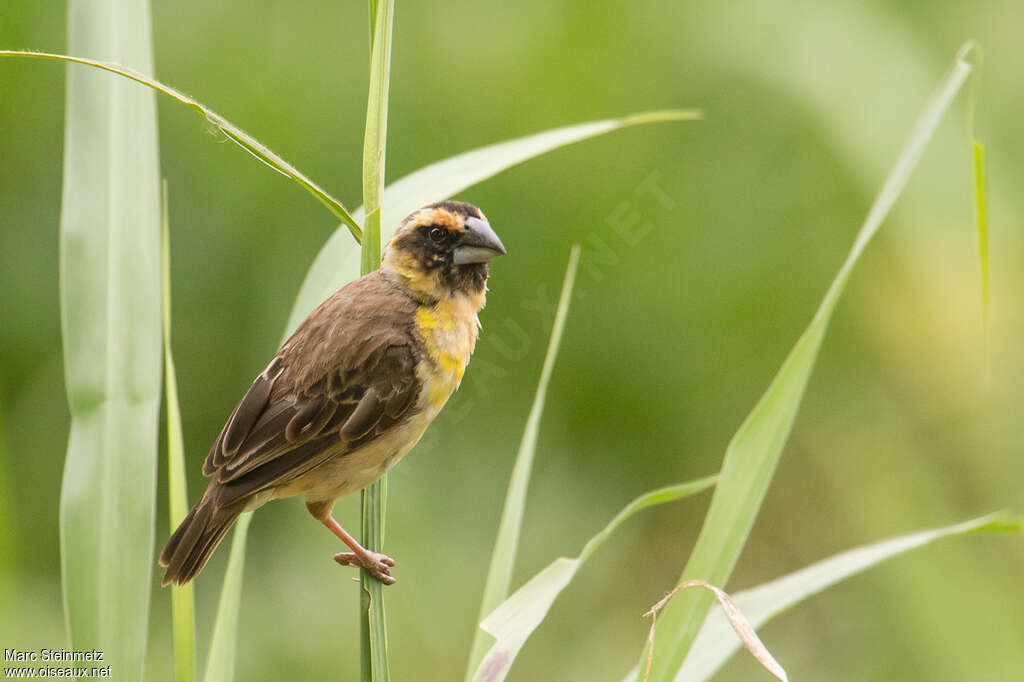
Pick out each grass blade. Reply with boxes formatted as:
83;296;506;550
469;478;718;682
673;514;1018;681
961;43;991;385
961;43;989;331
359;0;393;279
57;1;162;678
359;481;389;682
0;389;11;579
285;110;701;337
359;1;395;681
639;47;975;682
202;513;252;682
464;245;581;679
162;181;196;682
0;50;361;240
973;140;989;327
187;3;401;675
643;580;789;682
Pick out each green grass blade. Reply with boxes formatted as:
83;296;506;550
961;43;990;384
672;514;1019;681
0;388;11;579
960;42;989;332
359;1;395;681
284;110;701;337
359;0;392;277
162;181;196;682
0;50;361;240
469;478;718;682
973;140;989;328
640;47;975;682
464;246;581;680
202;512;252;682
188;3;401;675
360;480;389;682
57;1;162;678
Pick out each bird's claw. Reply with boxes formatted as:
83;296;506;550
334;551;396;585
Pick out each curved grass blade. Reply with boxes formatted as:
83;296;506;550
643;581;788;682
673;513;1018;681
639;47;975;682
162;182;196;682
359;1;395;680
0;50;361;241
469;477;717;682
202;512;253;682
464;245;580;680
285;110;701;336
57;1;162;678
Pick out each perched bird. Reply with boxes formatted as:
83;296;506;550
160;201;505;586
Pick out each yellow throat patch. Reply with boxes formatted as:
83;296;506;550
415;293;483;409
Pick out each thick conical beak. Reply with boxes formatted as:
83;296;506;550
453;216;507;265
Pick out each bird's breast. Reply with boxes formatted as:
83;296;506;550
414;294;483;413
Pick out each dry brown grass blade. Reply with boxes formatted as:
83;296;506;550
644;580;788;682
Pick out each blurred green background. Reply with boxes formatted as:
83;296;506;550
2;1;1022;680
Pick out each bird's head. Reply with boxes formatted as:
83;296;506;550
382;201;506;303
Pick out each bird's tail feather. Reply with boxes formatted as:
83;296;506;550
159;491;242;586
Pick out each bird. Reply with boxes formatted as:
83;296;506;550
159;201;506;586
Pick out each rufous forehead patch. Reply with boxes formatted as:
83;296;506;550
408;208;464;232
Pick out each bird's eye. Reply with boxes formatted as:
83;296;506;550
428;226;446;243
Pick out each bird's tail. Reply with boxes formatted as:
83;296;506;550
159;489;242;586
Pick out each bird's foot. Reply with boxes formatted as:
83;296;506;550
334;550;396;585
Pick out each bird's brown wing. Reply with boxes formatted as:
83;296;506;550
201;271;423;507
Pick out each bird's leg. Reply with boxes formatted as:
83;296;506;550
306;501;396;585
324;517;397;584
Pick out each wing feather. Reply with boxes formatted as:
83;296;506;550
200;271;424;502
339;388;385;441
